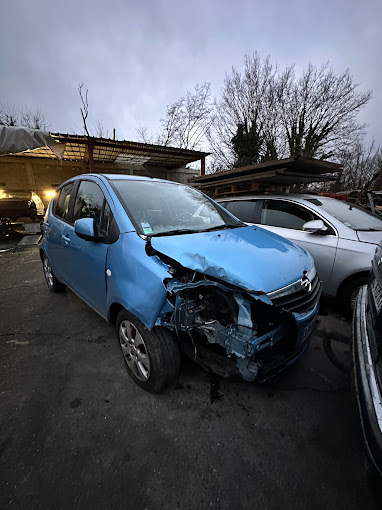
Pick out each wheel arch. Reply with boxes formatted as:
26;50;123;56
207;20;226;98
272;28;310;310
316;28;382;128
336;270;370;300
109;302;124;325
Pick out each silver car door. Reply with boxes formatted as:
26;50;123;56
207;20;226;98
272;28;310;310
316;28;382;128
258;199;339;295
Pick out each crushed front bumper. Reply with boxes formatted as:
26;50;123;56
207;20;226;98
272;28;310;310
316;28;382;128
353;285;382;477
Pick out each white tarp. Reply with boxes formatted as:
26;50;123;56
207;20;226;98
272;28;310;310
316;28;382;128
0;125;65;159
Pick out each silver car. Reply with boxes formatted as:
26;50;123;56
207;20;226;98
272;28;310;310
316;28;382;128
218;194;382;315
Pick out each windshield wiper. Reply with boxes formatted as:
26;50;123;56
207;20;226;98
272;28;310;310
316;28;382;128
149;223;245;237
357;228;382;231
150;228;202;237
200;223;245;232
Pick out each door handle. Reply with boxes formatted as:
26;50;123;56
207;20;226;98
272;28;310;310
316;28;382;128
61;234;70;243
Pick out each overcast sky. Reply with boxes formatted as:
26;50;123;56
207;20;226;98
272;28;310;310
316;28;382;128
1;0;381;145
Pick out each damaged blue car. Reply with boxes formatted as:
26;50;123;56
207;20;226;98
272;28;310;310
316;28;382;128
41;175;321;392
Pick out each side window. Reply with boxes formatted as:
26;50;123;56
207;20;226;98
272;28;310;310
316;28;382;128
261;200;316;230
225;200;257;223
73;181;106;235
55;182;74;222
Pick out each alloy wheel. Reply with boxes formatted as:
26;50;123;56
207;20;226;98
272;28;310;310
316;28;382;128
43;257;54;289
119;320;151;381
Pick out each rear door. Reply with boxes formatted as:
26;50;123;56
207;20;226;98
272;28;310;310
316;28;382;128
45;181;76;281
220;199;260;224
258;198;338;292
61;179;115;317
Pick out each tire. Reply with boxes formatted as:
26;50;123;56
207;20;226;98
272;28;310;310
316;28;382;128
42;254;66;293
116;309;181;393
338;275;368;318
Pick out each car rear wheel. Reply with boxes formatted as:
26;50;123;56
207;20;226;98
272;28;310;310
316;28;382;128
116;309;180;393
42;255;66;293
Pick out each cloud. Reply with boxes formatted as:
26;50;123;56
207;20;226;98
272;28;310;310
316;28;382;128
0;0;380;142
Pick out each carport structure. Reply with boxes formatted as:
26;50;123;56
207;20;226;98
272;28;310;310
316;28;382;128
20;132;208;174
0;128;209;206
190;157;342;197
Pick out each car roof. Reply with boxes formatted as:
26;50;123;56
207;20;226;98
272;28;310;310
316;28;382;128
217;193;319;201
98;174;181;185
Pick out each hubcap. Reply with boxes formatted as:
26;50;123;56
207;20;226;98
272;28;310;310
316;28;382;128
119;320;150;381
43;258;54;288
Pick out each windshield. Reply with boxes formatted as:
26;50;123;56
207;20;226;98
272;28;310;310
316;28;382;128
112;179;242;236
307;197;382;231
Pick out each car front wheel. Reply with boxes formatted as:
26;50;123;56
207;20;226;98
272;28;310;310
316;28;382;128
116;309;180;393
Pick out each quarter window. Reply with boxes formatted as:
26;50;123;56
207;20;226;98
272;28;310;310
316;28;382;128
261;200;317;230
55;182;74;221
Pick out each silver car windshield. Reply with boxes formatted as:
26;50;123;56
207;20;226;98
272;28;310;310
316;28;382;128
307;197;382;231
112;180;242;236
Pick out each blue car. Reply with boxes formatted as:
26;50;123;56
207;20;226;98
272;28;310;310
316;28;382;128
41;174;321;392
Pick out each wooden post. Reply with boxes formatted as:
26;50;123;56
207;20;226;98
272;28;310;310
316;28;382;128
25;160;37;190
201;156;205;176
88;139;95;173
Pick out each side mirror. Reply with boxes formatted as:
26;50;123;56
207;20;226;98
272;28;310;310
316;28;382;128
302;219;329;234
74;218;97;241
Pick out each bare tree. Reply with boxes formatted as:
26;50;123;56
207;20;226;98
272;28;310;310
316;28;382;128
92;120;112;139
78;83;90;136
208;53;371;170
207;53;285;169
0;103;48;130
278;63;371;159
333;138;382;191
136;121;152;144
137;82;213;150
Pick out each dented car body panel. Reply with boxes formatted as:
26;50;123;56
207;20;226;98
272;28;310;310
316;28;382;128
41;174;321;382
150;226;313;293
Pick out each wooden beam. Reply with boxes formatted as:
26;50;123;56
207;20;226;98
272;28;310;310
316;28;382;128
87;140;95;173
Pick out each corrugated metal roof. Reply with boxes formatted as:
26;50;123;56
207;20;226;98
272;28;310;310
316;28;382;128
7;132;209;168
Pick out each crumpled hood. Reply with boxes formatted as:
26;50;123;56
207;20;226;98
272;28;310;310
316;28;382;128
151;225;313;294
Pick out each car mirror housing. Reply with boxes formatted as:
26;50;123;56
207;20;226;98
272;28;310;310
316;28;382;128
74;218;97;241
302;219;329;234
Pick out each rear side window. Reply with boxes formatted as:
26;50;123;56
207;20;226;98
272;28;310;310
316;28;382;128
55;182;74;221
225;200;257;223
73;180;111;236
261;200;316;230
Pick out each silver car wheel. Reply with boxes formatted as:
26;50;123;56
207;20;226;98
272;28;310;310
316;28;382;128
43;257;54;289
119;320;151;381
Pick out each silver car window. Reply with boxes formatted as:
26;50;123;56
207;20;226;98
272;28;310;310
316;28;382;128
224;200;257;223
261;200;317;230
306;197;382;231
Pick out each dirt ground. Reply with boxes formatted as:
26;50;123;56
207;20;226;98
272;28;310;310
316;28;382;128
0;245;380;509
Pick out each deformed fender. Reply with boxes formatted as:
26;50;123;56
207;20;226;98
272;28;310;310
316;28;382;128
106;232;172;329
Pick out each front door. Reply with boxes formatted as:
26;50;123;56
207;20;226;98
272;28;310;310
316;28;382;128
258;199;338;294
61;179;113;317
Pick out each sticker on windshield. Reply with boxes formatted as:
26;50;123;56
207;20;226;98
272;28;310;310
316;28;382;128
141;221;153;235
